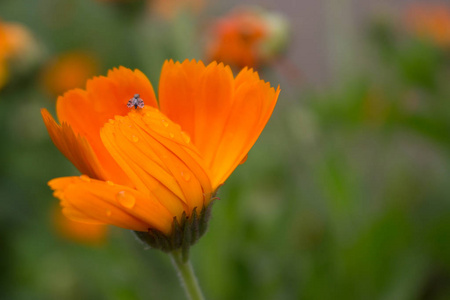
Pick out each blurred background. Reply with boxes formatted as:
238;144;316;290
1;0;450;299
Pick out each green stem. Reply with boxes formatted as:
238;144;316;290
170;250;205;300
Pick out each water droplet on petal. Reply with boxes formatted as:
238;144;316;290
239;154;248;165
106;210;112;217
181;171;191;181
162;119;169;127
116;191;136;209
106;181;114;186
80;175;90;182
181;132;191;144
169;132;175;138
132;135;139;142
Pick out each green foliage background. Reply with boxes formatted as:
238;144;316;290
1;1;450;299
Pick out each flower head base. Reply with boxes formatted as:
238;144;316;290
206;6;289;69
135;205;212;259
42;60;279;254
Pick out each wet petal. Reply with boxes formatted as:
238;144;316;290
41;108;107;180
159;60;279;190
211;75;279;187
53;67;158;184
49;176;174;234
100;107;212;214
159;59;205;138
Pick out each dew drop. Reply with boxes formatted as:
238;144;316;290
80;175;90;182
132;135;139;142
106;181;114;186
239;154;248;165
169;132;175;138
181;171;191;181
116;191;136;209
106;210;112;217
162;119;169;127
181;132;191;144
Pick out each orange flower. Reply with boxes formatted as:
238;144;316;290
41;52;99;96
96;0;136;2
206;7;289;69
0;19;40;88
0;21;32;59
0;20;33;88
405;3;450;47
53;205;107;245
150;0;204;19
42;60;279;250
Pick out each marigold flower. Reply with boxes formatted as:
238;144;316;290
0;19;40;88
0;21;31;59
41;51;99;96
405;3;450;48
42;60;279;252
150;0;204;19
96;0;137;2
206;7;289;69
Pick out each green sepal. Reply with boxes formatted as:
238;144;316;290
133;203;214;259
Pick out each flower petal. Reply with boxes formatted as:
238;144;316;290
159;60;279;189
100;107;212;216
159;59;205;138
41;108;107;180
49;176;174;234
53;67;158;184
159;60;234;176
212;72;280;186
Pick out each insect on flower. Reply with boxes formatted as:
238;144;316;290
127;94;145;109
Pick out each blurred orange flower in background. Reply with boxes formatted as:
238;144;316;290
405;3;450;47
41;51;99;96
0;19;38;89
206;7;289;69
41;60;279;243
53;205;107;245
96;0;137;2
150;0;205;19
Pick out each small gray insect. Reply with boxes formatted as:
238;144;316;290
127;94;145;109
